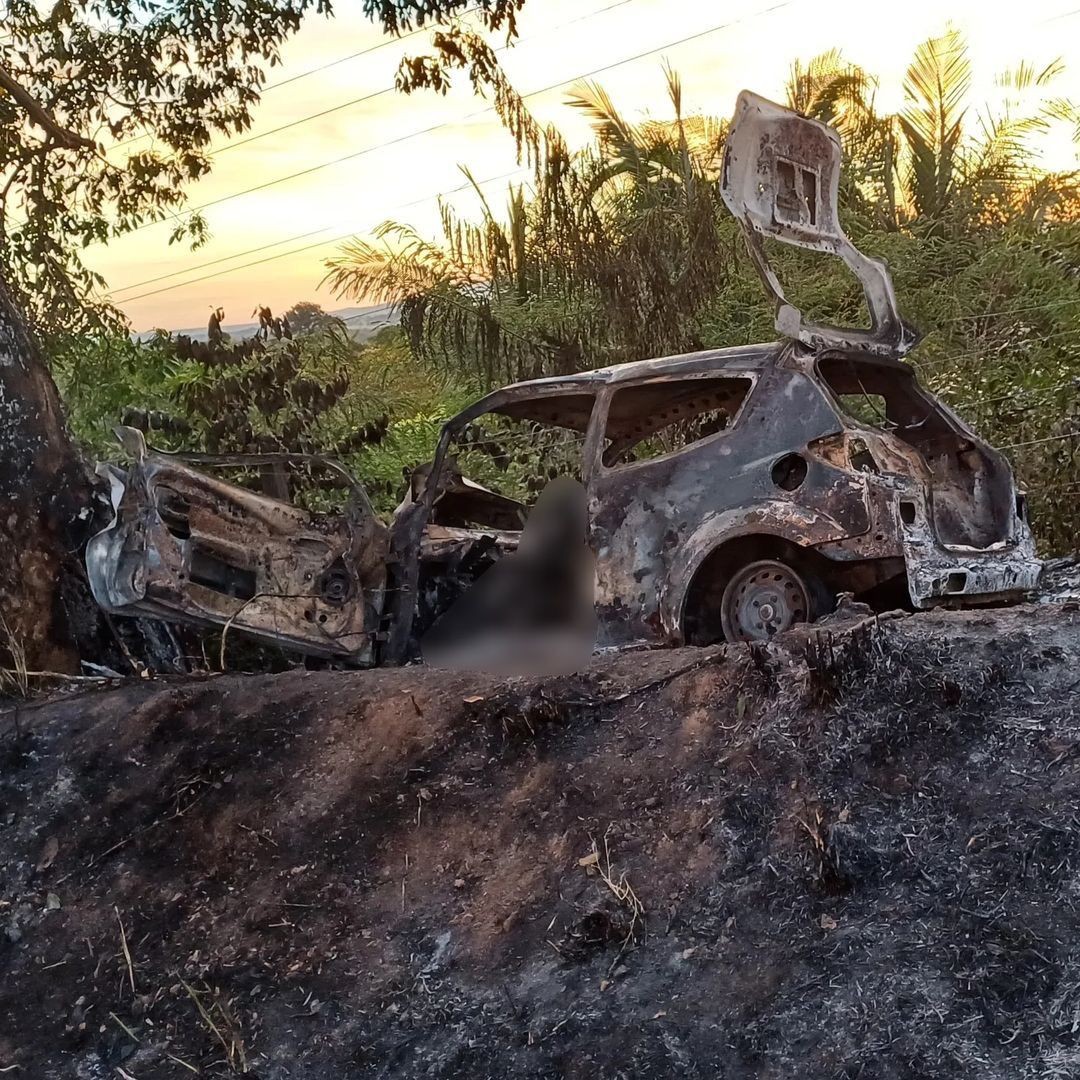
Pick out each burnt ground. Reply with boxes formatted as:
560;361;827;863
3;604;1080;1078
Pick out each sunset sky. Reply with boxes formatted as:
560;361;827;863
93;0;1080;332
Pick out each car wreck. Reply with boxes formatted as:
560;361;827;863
86;90;1042;661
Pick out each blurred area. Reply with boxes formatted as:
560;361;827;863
422;477;597;675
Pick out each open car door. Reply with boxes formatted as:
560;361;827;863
720;90;919;358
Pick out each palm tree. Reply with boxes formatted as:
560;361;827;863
323;60;732;388
323;29;1078;397
786;29;1079;234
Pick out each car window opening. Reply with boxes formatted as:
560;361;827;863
433;398;595;531
602;377;753;468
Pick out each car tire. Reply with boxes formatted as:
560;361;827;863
719;557;832;642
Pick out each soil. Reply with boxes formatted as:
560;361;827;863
3;603;1080;1078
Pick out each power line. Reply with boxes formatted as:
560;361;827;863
941;296;1080;321
914;325;1080;372
1001;429;1080;450
948;379;1079;410
112;1;795;303
260;13;473;94
114;167;527;304
214;87;395;157
213;0;641;157
110;226;336;293
106;11;472;154
109;0;658;298
1041;5;1080;21
123;0;794;236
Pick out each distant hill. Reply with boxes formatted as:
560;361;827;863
141;302;397;344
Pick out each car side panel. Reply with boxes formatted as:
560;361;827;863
586;363;869;647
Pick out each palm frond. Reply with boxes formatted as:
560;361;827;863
565;79;647;183
901;27;972;222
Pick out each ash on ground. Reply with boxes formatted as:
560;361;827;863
3;605;1080;1079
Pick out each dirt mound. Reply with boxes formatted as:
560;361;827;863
3;606;1080;1078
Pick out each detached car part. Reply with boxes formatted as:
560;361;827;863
86;428;388;663
721;89;920;358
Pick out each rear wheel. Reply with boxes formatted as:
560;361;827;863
719;558;825;642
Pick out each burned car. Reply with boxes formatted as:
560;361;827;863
86;91;1041;658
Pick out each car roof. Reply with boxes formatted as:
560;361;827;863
442;342;785;434
499;342;782;394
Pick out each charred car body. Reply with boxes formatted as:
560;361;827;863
86;91;1041;658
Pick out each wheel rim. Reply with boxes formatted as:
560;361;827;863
720;560;811;642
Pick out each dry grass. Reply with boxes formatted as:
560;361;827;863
179;977;248;1074
0;613;29;698
115;907;136;996
591;833;645;932
585;830;646;969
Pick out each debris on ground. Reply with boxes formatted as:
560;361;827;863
2;604;1080;1078
1038;555;1080;606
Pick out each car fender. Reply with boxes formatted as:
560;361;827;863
659;500;854;639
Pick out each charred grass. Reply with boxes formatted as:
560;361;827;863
2;608;1080;1078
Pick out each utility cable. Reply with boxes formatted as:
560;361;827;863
213;0;642;157
120;0;794;236
115;167;527;304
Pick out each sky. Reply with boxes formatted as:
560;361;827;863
92;0;1080;332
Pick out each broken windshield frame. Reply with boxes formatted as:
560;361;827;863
424;385;606;521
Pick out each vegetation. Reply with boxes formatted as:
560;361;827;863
51;321;467;513
34;26;1080;551
323;64;732;385
0;0;534;669
0;0;530;334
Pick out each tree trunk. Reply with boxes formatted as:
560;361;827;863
0;272;96;673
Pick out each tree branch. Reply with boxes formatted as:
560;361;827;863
0;64;97;151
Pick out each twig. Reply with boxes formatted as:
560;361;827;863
80;786;210;874
109;1012;140;1042
0;670;223;724
18;670;117;682
0;64;97;149
238;823;278;848
179;978;245;1072
115;908;136;995
0;612;29;698
583;830;646;974
566;651;722;707
164;1051;199;1073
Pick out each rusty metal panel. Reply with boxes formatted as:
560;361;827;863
86;429;388;663
586;348;871;645
721;90;919;358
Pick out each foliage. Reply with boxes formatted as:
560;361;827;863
324;65;732;385
0;0;536;336
1;0;329;333
786;28;1080;232
51;324;462;514
284;300;340;336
